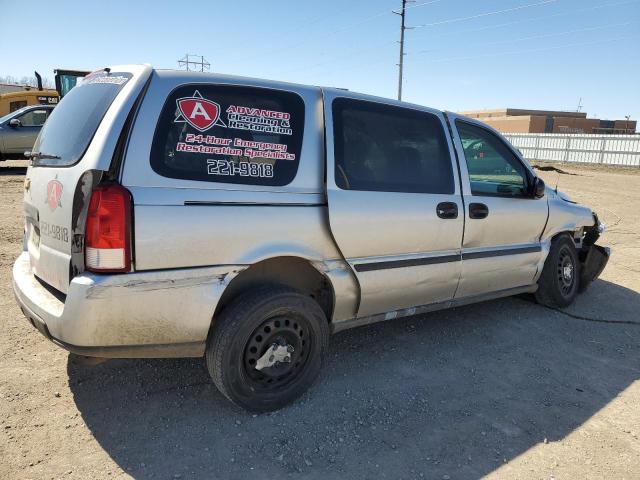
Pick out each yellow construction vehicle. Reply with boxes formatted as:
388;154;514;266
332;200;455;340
0;69;89;116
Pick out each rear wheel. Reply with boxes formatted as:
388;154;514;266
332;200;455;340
206;286;329;412
535;235;580;308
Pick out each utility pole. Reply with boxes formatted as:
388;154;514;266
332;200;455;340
394;0;408;101
178;54;211;72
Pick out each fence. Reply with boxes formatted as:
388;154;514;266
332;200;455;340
503;133;640;168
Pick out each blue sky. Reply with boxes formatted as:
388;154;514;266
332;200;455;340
2;0;639;120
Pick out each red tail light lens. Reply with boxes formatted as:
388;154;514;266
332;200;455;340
85;183;132;272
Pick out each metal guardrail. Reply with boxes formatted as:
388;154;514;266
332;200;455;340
503;133;640;167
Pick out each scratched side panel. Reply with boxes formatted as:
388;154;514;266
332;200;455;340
133;204;343;268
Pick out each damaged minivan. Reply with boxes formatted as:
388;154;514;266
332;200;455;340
13;66;609;411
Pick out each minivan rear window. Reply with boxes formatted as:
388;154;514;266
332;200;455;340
31;71;132;167
150;85;305;186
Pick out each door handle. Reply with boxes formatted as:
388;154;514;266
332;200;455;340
469;202;489;219
436;202;458;219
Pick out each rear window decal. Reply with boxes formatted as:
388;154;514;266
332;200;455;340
151;84;304;186
207;160;274;178
175;134;296;161
226;105;292;135
174;90;227;132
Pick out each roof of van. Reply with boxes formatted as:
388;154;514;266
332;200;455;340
152;67;443;115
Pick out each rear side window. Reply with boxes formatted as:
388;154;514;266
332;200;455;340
32;71;132;167
150;85;305;186
332;98;454;194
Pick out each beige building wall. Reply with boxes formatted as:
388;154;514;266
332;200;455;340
458;108;637;135
471;116;532;133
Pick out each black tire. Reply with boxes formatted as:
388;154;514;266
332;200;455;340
206;286;329;412
535;235;580;308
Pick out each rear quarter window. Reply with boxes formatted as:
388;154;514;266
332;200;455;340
150;85;305;186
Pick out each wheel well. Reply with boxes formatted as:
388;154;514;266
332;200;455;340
213;256;335;325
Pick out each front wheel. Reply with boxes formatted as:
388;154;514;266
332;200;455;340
535;235;580;308
206;286;329;412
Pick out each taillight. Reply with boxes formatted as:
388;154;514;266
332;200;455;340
85;183;132;272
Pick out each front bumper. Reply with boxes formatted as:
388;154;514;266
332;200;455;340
12;252;243;358
579;244;610;292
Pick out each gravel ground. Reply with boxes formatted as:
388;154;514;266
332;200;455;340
1;160;638;479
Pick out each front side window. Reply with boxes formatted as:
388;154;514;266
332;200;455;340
17;109;48;127
332;98;454;194
456;121;530;197
150;85;305;186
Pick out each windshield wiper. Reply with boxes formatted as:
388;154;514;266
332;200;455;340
24;151;61;160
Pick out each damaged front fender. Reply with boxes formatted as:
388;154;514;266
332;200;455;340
579;244;610;292
578;214;610;292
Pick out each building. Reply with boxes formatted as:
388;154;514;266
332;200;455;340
459;108;637;135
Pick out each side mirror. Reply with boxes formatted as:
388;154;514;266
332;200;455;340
9;118;21;128
532;177;545;199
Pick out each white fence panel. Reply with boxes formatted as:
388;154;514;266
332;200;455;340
503;133;640;167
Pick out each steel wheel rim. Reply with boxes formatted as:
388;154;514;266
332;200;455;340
242;315;311;391
557;246;576;296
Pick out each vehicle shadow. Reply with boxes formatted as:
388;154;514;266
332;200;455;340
68;278;640;479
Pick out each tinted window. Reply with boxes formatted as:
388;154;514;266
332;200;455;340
31;71;132;166
456;121;530;197
332;98;453;194
150;85;305;186
17;109;48;127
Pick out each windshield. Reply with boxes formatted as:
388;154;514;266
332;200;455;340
31;71;132;167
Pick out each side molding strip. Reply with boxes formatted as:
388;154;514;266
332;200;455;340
353;245;541;272
462;245;541;260
354;254;460;272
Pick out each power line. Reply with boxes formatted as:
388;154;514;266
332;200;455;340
410;0;640;40
413;0;559;29
280;40;397;76
280;0;639;81
392;0;445;101
178;54;210;72
394;0;411;101
413;21;636;55
289;30;637;85
426;34;636;64
232;0;444;66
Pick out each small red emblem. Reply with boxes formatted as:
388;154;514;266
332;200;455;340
46;179;63;211
174;90;226;132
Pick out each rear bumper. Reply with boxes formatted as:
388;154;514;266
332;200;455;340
12;252;244;358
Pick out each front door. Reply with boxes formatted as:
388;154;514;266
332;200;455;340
448;114;549;298
324;92;464;317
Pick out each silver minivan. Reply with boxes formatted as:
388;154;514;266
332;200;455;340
13;65;609;411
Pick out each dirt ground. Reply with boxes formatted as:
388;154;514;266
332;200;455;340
1;159;638;479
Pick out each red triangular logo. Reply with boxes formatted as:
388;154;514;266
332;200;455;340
175;91;225;132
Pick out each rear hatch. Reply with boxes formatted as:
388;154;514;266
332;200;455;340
23;65;151;294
